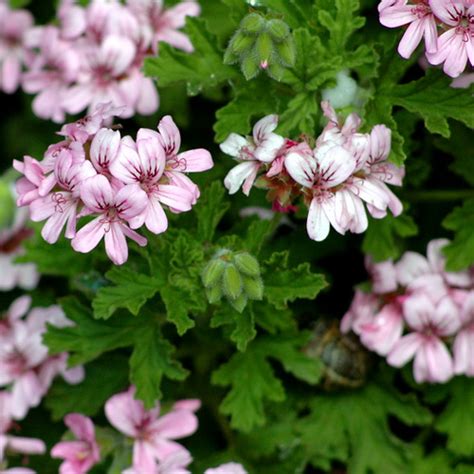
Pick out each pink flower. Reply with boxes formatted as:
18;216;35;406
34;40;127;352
127;0;200;53
22;26;80;122
204;463;248;474
0;296;31;341
285;142;356;241
340;289;379;334
0;392;46;466
71;175;148;265
388;294;460;383
51;413;100;474
0;4;33;93
427;0;474;77
453;291;474;376
365;257;398;294
379;0;438;58
13;157;49;207
62;35;141;117
29;151;96;244
111;131;190;234
0;206;39;292
221;115;285;196
89;128;122;175
359;302;404;355
157;116;213;205
396;238;471;292
105;387;199;474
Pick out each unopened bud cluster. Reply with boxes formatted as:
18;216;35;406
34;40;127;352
224;13;295;81
202;249;263;312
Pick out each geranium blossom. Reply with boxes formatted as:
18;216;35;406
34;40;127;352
453;291;474;376
0;3;33;93
221;115;285;196
51;413;100;474
105;387;198;473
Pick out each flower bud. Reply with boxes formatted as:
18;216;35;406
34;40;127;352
255;32;273;67
206;285;223;304
223;47;239;65
242;275;264;301
229;32;255;55
202;258;227;288
229;293;248;313
267;19;290;42
0;180;15;229
275;39;296;67
267;62;286;81
234;252;260;277
222;264;243;300
240;53;260;80
240;13;266;34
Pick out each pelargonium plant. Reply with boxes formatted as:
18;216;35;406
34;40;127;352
0;0;473;473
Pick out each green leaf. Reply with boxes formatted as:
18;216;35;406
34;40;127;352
160;285;195;335
130;326;189;408
435;378;474;457
44;297;139;365
92;267;161;319
278;92;318;136
45;354;129;421
362;213;418;262
442;199;474;271
194;181;230;242
388;70;474;138
212;334;320;431
243;217;278;255
297;380;433;473
263;251;327;309
212;344;285;432
144;17;237;91
214;80;280;142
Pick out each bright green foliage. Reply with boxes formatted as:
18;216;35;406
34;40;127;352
389;70;474;138
92;267;162;319
144;17;237;93
363;213;418;262
442;199;474;271
130;326;188;408
435;378;474;457
297;381;433;473
263;251;327;309
212;333;321;431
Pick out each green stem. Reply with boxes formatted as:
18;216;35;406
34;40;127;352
401;189;474;202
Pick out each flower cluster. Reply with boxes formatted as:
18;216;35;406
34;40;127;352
379;0;474;78
1;0;199;121
13;105;213;265
0;199;39;292
0;296;84;421
341;239;474;384
220;102;404;242
52;387;247;474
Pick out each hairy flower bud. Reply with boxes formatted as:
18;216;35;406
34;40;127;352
255;32;273;67
240;13;266;34
275;38;296;67
222;264;243;300
241;53;260;80
242;275;264;301
202;259;227;288
229;32;255;55
234;253;260;277
267;19;290;42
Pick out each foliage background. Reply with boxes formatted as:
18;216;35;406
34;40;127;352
2;0;474;472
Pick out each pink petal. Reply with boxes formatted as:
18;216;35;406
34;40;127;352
157;116;181;157
176;149;213;172
414;338;453;383
65;413;95;442
90;128;121;173
306;198;330;241
80;175;114;212
136;77;160;115
284;152;316;187
432;296;460;335
115;184;149;221
253;115;279;143
224;161;260;195
8;296;32;322
104;389;144;438
453;329;474;376
71;217;106;254
143;196;168;234
2;55;21;94
316;144;355;187
387;332;423;367
380;5;416;27
150;410;198;439
8;436;46;455
51;440;88;459
395;251;430;286
402;293;435;330
133;440;158;473
219;133;248;158
104;222;128;265
100;35;136;77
